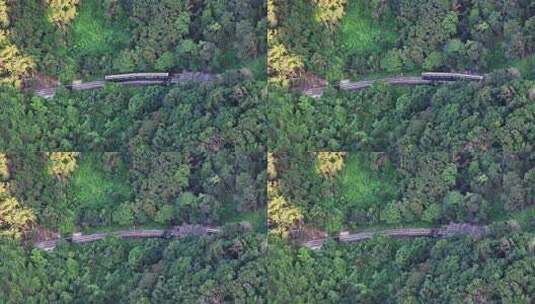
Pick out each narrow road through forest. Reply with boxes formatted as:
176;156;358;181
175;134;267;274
302;73;485;98
303;223;487;250
34;72;219;99
34;224;221;251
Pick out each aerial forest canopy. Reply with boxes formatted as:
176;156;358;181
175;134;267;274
1;151;266;237
267;70;534;235
268;151;534;235
1;222;532;303
0;76;267;152
0;0;266;86
0;0;534;303
268;0;535;85
268;70;534;154
0;76;268;238
267;227;534;303
1;228;268;303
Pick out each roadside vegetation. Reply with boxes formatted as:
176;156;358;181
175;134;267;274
268;72;534;236
269;0;535;85
0;0;266;86
0;151;266;237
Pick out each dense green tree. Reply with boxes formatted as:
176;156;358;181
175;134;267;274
0;228;268;303
113;202;135;226
269;0;535;83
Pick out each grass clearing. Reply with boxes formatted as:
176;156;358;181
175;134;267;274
70;153;132;211
221;208;267;233
337;153;400;211
71;0;129;57
337;1;398;58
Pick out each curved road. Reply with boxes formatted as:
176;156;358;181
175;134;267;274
303;75;482;98
34;72;219;99
34;224;221;251
303;223;486;250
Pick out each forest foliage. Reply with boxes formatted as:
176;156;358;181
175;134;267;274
268;72;534;235
269;150;533;235
1;223;532;303
268;0;535;85
0;1;534;303
0;0;266;85
267;224;534;303
0;76;268;237
0;227;267;303
269;71;534;154
0;76;267;153
0;149;266;237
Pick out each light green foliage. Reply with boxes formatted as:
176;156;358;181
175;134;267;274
174;164;190;191
338;154;399;212
423;51;444;70
422;203;442;223
155;205;175;224
381;49;404;72
47;152;79;180
441;12;459;35
112;202;134;226
382;201;402;224
445;39;465;56
175;191;197;210
46;0;79;28
70;0;128;58
339;0;397;57
154;51;176;71
0;184;36;239
70;153;132;213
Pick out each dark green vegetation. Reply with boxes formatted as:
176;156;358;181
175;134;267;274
0;227;267;303
1;77;267;152
268;71;534;234
2;223;533;303
269;0;535;83
269;71;534;154
0;0;271;299
1;1;535;303
0;0;266;86
2;150;266;236
267;224;534;303
270;151;534;234
0;77;268;237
